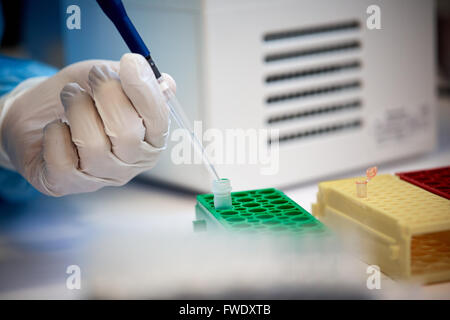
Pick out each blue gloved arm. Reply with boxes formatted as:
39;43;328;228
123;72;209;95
0;55;58;202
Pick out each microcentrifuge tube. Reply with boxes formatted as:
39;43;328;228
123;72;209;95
356;166;377;198
212;179;232;210
355;180;368;198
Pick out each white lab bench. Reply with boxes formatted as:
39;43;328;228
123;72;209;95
0;101;449;299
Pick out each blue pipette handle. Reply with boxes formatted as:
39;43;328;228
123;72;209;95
96;0;162;79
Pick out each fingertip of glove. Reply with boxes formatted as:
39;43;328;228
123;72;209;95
43;120;70;149
121;53;147;67
60;82;82;102
60;82;86;110
120;53;155;84
88;64;119;88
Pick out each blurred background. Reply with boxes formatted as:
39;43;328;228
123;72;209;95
1;0;450;88
0;0;449;299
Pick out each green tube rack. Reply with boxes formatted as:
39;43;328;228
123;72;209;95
195;188;327;236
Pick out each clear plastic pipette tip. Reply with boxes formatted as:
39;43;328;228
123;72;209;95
159;79;220;181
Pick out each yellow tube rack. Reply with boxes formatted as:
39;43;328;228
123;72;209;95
312;174;450;284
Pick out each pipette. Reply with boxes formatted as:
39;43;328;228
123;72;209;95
96;0;220;181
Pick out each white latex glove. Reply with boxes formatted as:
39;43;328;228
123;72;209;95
0;53;175;196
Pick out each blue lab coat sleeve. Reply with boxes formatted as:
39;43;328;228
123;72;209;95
0;6;59;202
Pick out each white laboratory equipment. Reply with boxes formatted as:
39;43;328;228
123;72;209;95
63;0;436;191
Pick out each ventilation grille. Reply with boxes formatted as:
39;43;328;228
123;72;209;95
263;20;364;145
266;61;361;83
265;40;361;63
263;20;360;42
269;119;362;144
266;80;361;104
267;100;361;124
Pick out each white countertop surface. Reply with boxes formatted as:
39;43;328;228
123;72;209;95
0;100;449;299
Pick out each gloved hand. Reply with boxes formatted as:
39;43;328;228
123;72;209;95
0;53;175;196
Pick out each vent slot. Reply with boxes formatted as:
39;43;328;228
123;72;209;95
266;61;361;83
264;20;360;42
266;80;361;104
267;100;361;124
269;119;362;144
265;40;361;63
262;19;363;145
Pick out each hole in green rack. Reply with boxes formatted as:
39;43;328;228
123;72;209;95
233;192;248;197
263;220;280;225
227;217;245;222
265;195;281;199
250;208;267;213
259;190;275;194
272;200;288;205
292;216;309;222
221;210;238;216
278;205;295;210
302;223;317;227
285;211;301;216
238;198;253;202
256;214;273;220
243;202;259;208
